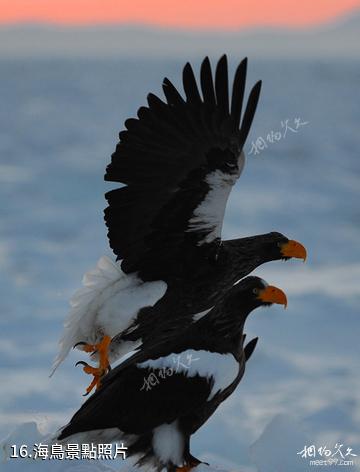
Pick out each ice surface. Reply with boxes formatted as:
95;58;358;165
250;414;311;472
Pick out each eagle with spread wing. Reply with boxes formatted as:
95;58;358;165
52;56;306;394
56;277;287;471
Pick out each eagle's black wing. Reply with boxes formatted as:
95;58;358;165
244;336;259;361
105;55;261;280
58;359;212;439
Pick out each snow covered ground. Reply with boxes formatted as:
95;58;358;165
0;57;359;471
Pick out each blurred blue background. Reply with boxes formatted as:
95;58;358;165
0;49;359;470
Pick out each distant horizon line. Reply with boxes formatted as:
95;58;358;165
0;7;359;33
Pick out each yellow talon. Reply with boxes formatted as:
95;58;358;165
85;375;101;395
97;335;112;371
75;335;112;395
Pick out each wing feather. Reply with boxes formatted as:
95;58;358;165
58;363;211;439
215;54;229;118
183;62;202;104
105;56;262;279
239;80;262;145
231;57;247;130
200;56;216;106
162;77;185;106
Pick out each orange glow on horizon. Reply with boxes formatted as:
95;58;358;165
0;0;359;29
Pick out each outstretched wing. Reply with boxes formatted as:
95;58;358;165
105;55;261;280
58;360;212;439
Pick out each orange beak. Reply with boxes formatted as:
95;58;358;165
257;285;288;309
280;240;307;261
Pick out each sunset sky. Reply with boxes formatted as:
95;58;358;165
0;0;359;29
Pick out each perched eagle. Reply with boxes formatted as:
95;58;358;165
52;56;306;393
56;277;287;471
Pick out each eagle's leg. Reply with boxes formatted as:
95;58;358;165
174;436;207;471
175;463;200;472
176;455;205;472
96;334;112;372
75;362;106;395
74;335;112;395
74;335;112;370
